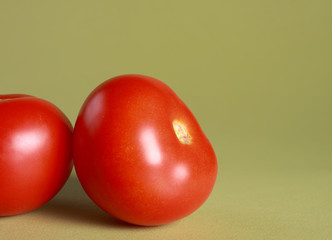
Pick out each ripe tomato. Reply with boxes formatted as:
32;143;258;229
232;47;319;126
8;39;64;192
73;74;218;226
0;94;73;216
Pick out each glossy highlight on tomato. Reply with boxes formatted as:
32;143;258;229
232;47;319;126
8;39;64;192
73;74;218;226
0;95;73;216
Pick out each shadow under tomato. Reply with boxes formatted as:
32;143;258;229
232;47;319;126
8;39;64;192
37;174;139;229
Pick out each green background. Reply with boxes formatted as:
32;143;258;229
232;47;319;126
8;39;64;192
1;0;331;239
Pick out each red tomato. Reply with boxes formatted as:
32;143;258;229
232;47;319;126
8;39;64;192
73;74;218;226
0;94;73;216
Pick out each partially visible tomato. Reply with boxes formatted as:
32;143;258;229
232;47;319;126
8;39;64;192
73;74;218;226
0;94;73;216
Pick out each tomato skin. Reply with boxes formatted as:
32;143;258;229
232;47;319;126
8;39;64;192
73;74;218;226
0;95;73;216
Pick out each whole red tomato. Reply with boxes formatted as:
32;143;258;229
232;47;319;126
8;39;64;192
0;94;73;216
73;74;218;226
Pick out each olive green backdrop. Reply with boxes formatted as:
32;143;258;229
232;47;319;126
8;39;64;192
1;0;331;239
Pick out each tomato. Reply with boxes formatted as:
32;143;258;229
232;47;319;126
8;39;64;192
73;74;218;226
0;94;73;216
